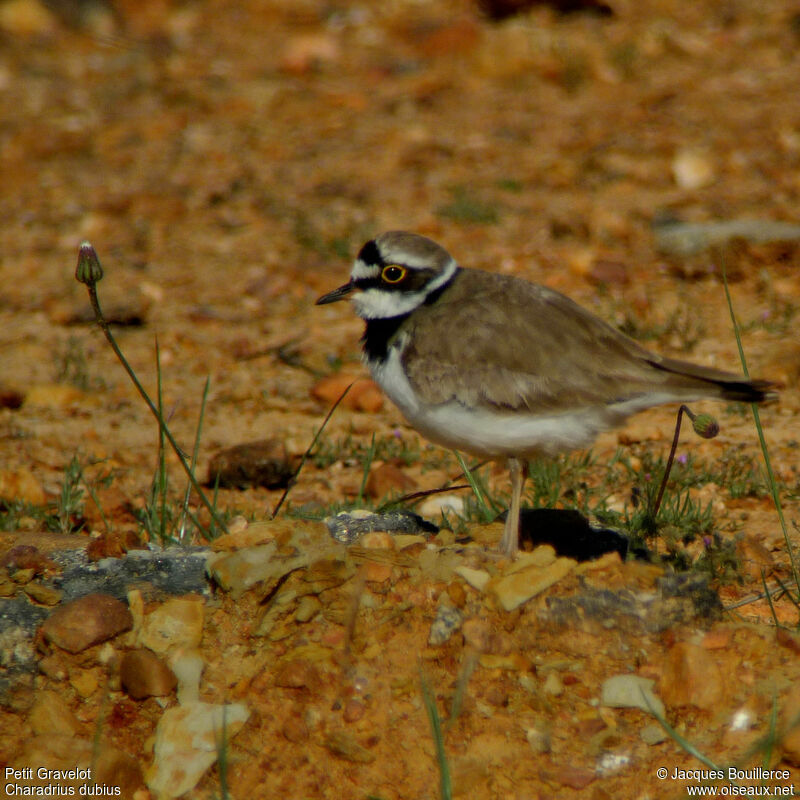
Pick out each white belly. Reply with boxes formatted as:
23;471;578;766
367;348;620;458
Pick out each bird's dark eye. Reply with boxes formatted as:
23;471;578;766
381;265;406;284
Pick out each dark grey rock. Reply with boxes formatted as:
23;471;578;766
543;571;722;633
52;545;211;603
325;509;438;545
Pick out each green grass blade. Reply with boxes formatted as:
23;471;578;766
455;452;493;522
419;666;452;800
720;264;799;590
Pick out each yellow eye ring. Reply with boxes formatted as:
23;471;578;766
381;265;406;284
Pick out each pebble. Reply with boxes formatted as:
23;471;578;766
671;147;715;189
418;493;466;520
279;32;341;75
525;724;551;754
38;653;68;681
462;618;511;654
543;671;564;697
343;698;365;722
70;668;100;699
120;649;178;700
311;374;383;413
205;439;293;489
274;658;321;690
428;603;464;646
282;714;309;743
323;509;436;545
323;730;376;763
359;531;396;550
588;259;630;286
601;674;665;717
169;648;205;705
40;593;133;654
86;529;143;562
557;765;596;790
294;595;322;623
454;566;490;592
145;701;250;797
28;689;83;736
365;462;416;498
1;544;49;572
659;642;723;710
640;724;668;745
138;595;205;654
776;627;800;655
488;555;575;612
23;581;63;605
11;567;36;584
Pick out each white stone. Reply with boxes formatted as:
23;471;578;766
146;701;250;798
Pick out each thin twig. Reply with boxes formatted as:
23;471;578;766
271;381;353;519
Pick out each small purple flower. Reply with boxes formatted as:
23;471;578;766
677;453;688;465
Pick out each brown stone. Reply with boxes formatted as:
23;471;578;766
86;529;143;561
557;765;596;789
120;649;177;700
29;690;84;736
274;659;321;690
343;698;365;722
365;462;416;499
206;439;293;490
776;627;800;655
659;642;724;710
311;374;384;412
323;730;376;763
1;544;49;572
588;259;630;286
462;618;513;655
282;714;309;743
24;581;63;605
40;593;133;653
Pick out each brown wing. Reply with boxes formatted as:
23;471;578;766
402;268;771;412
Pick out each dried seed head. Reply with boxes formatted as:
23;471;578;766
691;413;719;439
75;241;104;285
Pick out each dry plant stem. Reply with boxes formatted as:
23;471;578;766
271;380;354;518
76;245;228;536
652;404;689;518
652;404;716;517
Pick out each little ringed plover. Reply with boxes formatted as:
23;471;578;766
317;231;777;558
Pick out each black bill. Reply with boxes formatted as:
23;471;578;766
316;282;354;305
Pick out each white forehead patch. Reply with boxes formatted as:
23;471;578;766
350;259;380;281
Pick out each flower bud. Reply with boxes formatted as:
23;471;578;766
691;413;719;439
75;241;104;285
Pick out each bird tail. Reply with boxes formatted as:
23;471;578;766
647;356;778;404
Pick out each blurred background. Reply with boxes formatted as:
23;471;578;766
0;0;798;523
